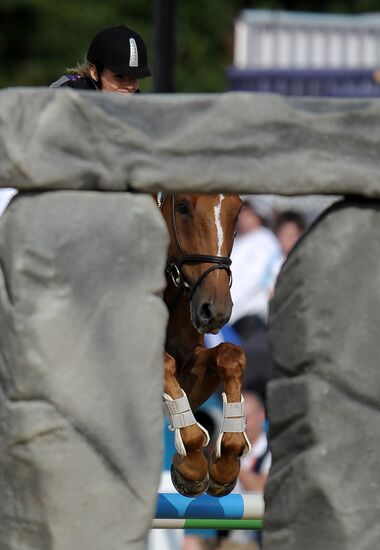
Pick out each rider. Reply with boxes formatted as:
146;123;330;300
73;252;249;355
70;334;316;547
50;25;151;93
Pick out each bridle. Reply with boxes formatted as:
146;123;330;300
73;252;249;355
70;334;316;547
158;193;233;301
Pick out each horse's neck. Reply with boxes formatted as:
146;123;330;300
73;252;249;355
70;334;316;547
164;279;203;368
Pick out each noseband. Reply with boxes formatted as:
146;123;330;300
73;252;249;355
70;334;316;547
158;193;232;301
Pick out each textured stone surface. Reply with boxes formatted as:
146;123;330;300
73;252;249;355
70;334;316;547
0;191;168;550
2;87;380;549
265;199;380;550
0;88;380;196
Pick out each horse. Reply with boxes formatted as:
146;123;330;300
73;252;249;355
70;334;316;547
158;193;251;497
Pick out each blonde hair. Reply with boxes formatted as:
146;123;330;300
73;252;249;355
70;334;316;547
65;60;93;78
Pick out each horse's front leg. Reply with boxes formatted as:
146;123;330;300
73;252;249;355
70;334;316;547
179;343;250;497
205;342;251;497
163;352;210;497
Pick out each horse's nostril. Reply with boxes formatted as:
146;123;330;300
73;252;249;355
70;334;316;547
200;302;212;322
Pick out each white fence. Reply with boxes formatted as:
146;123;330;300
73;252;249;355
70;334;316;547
234;10;380;69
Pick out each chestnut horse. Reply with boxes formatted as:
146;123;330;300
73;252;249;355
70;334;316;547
158;193;251;497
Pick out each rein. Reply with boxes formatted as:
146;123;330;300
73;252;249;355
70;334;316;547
158;193;232;301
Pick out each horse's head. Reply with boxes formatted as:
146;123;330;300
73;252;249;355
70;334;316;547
159;193;242;334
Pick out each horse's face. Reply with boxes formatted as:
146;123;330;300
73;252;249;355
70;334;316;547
161;194;242;334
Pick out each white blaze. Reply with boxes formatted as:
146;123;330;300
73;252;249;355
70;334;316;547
214;194;225;256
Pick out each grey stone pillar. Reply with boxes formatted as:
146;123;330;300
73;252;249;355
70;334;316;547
265;199;380;550
0;191;168;550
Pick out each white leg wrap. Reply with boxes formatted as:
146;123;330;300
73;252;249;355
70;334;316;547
162;390;210;458
215;392;252;459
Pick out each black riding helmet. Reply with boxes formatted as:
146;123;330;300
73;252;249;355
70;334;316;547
87;25;151;79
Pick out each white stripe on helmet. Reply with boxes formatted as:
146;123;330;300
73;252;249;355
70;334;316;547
129;38;138;67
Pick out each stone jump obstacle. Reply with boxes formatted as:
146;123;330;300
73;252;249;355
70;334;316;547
1;88;380;550
153;492;264;530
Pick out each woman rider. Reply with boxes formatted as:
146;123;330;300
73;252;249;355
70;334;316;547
50;25;151;94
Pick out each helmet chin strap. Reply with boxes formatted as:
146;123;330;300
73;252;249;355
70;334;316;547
94;64;103;90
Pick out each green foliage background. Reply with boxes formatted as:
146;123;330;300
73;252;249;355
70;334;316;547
0;0;379;92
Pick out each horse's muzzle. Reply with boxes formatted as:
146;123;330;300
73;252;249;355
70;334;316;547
191;294;233;334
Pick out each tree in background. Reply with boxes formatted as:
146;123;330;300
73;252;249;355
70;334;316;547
0;0;153;89
0;0;379;92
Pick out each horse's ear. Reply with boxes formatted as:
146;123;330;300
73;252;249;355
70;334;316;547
155;192;167;209
152;193;162;208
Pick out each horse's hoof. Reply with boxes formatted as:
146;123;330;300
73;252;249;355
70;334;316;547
171;465;209;497
206;476;237;497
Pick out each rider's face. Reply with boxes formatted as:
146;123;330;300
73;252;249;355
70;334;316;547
90;66;139;94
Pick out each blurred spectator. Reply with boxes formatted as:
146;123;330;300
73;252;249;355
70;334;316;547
267;209;307;298
229;198;281;326
183;532;217;550
204;323;241;349
218;391;270;550
236;392;271;494
229;198;282;402
274;210;306;257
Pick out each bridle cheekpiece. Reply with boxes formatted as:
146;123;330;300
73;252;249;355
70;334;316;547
158;193;232;301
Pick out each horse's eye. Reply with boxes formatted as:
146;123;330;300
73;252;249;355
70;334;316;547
176;201;190;215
